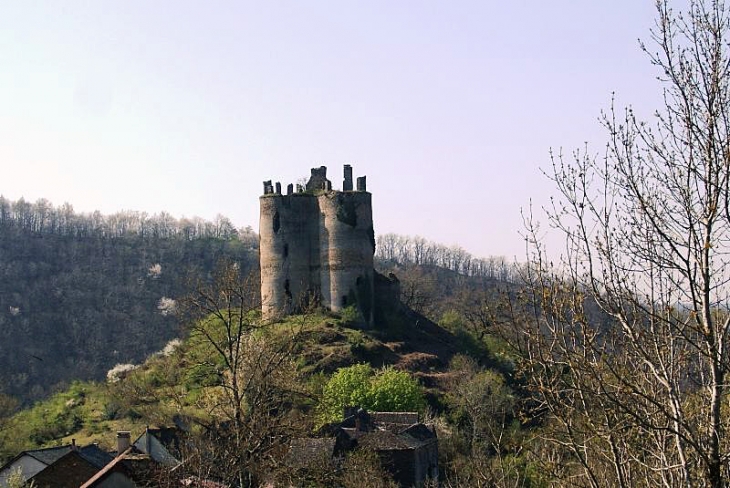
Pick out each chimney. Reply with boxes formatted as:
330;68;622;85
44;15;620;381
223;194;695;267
117;431;131;455
71;438;77;451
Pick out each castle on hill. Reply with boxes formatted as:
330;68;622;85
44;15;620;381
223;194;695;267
259;165;376;324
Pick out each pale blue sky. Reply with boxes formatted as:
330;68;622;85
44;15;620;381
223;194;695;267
1;1;665;259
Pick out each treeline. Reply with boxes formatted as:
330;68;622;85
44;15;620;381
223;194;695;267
375;233;519;282
0;196;258;404
0;196;258;244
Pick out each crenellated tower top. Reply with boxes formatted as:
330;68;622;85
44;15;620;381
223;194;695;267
262;164;367;196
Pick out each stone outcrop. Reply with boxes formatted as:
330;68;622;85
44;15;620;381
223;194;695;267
259;165;375;323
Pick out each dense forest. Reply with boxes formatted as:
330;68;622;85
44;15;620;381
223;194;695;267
0;196;259;403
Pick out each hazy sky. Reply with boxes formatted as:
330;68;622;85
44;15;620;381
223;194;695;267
1;1;667;259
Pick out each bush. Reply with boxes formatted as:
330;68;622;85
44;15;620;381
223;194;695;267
319;364;425;422
320;364;372;421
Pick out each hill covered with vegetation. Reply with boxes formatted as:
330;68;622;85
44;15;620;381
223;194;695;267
0;196;529;485
0;196;258;404
0;296;526;486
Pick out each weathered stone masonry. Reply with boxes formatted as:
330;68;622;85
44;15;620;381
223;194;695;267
259;165;375;323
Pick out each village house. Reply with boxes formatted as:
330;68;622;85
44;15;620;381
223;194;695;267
289;407;439;487
0;427;183;488
0;441;112;488
80;428;182;487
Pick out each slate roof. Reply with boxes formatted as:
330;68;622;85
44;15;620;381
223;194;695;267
3;442;113;471
370;412;419;426
0;443;114;488
77;444;114;469
287;408;438;487
340;409;374;431
79;447;138;488
140;426;181;451
24;445;73;465
400;423;437;443
29;451;102;488
307;409;436;453
358;430;414;450
287;438;337;468
132;426;182;466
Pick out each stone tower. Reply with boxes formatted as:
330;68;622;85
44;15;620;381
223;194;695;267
259;165;375;323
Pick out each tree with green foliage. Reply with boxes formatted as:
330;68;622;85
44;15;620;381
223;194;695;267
319;364;425;422
367;367;426;412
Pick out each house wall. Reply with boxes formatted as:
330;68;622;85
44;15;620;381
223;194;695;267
0;456;47;488
378;449;416;487
95;471;137;488
30;453;99;488
378;443;438;488
133;433;179;467
413;442;439;486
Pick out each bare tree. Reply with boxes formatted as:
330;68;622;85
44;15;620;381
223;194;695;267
178;261;306;487
519;1;730;487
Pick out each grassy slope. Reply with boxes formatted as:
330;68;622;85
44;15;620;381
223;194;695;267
0;307;484;462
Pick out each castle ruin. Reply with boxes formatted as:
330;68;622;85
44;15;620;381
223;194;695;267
259;165;375;323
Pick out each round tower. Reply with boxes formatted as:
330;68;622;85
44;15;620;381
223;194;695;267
259;193;319;320
318;190;375;323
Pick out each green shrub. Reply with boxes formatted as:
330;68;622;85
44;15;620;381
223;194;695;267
101;400;122;421
367;367;426;412
340;305;360;325
319;364;425;422
320;364;372;421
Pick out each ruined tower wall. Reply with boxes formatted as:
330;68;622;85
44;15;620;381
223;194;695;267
260;165;375;323
318;191;375;322
259;194;320;320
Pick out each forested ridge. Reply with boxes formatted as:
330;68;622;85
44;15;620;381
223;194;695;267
0;196;258;404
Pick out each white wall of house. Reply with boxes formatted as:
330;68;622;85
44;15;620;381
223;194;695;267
134;433;178;467
0;456;47;488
